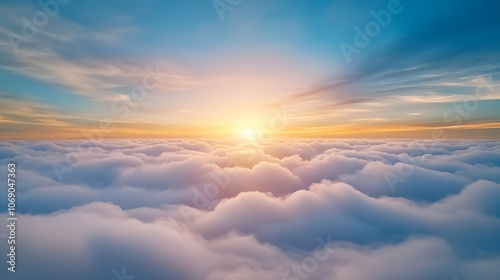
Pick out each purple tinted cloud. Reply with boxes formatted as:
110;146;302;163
0;139;499;279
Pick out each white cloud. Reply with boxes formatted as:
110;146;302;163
1;139;500;279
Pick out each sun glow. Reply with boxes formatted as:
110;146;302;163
242;128;256;140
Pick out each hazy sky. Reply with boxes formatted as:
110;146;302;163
0;0;499;139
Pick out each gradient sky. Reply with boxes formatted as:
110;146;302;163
0;0;499;139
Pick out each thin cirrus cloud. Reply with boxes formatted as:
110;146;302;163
1;139;500;279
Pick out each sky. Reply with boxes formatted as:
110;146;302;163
1;0;500;139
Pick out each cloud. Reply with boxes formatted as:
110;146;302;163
0;139;500;279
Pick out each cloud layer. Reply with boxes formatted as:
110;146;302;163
1;139;500;280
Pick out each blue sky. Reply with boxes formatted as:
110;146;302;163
0;0;499;139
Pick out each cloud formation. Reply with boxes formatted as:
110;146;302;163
1;139;500;279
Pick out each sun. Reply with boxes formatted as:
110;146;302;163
241;128;256;140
